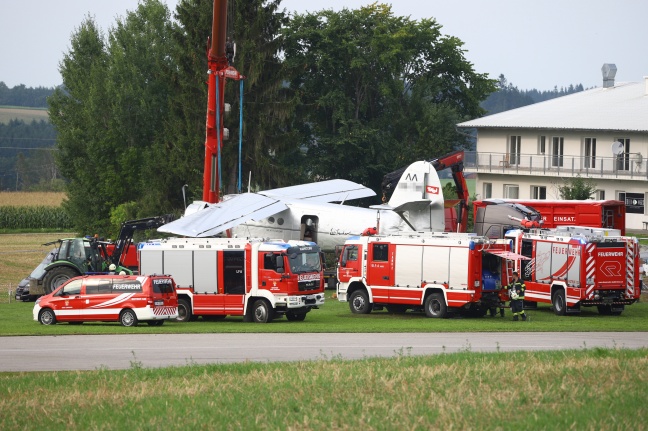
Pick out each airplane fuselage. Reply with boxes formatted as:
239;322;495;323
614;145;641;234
231;198;407;252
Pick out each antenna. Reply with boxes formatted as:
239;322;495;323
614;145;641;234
611;141;624;155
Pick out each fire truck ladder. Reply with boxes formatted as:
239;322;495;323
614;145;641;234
503;258;516;286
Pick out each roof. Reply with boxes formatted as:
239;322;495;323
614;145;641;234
458;80;648;132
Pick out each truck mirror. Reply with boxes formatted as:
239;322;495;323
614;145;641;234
276;256;284;272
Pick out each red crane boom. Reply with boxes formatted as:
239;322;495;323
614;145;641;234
202;0;243;203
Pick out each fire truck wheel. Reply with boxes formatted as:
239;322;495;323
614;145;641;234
286;312;306;321
252;299;274;323
120;309;139;327
176;298;192;323
349;290;371;314
552;290;567;316
424;293;447;318
43;266;78;294
38;308;57;325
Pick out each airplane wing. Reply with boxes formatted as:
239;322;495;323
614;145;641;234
260;179;375;203
158;193;287;237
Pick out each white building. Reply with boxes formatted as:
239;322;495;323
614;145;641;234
458;64;648;230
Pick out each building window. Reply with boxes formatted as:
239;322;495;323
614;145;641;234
584;137;596;168
551;136;564;167
615;138;630;171
504;184;519;199
483;183;492;199
531;186;546;199
538;136;546;155
509;136;521;165
595;190;605;200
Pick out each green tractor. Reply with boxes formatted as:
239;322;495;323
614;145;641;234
38;215;174;295
39;236;128;295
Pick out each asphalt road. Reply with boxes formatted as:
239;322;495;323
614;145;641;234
2;332;647;372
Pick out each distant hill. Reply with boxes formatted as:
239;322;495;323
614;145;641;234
481;75;586;115
0;82;55;109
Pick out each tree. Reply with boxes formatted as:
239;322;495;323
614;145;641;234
49;0;176;235
166;0;296;198
556;175;597;200
281;4;495;195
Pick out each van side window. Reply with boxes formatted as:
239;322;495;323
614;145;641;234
60;279;82;296
85;279;112;294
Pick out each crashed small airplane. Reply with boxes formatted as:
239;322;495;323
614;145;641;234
158;160;446;252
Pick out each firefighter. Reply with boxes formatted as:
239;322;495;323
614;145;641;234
225;37;235;65
108;264;117;275
507;271;527;321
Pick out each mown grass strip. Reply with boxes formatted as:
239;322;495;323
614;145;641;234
0;348;646;430
3;292;648;335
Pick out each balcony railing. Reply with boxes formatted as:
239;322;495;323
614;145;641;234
464;151;648;181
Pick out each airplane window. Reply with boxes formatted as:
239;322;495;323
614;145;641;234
277;218;284;225
267;217;275;224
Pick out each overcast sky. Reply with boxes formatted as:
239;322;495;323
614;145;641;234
1;0;647;91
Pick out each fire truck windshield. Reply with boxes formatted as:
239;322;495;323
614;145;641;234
288;251;321;274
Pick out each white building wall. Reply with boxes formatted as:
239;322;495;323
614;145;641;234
472;129;648;230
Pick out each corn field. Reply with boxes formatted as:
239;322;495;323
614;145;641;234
0;206;72;229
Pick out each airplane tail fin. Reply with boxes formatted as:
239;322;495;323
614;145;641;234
382;161;445;231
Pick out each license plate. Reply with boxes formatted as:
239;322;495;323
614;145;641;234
154;300;164;306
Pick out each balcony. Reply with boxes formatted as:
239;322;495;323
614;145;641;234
464;151;648;181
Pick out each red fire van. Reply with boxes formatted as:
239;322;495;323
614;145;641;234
33;274;178;327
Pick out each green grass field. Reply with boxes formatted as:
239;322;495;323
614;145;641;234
1;231;647;430
4;290;648;336
0;348;646;430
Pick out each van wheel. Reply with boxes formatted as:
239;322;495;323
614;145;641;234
286;312;306;321
43;266;78;294
120;309;138;327
424;293;447;318
552;290;567;316
252;299;274;323
176;298;192;323
38;308;56;325
349;290;371;314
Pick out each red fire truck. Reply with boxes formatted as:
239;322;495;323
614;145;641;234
506;226;641;315
473;199;625;237
138;237;325;323
336;232;517;318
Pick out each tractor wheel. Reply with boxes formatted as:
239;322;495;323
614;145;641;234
42;266;78;294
